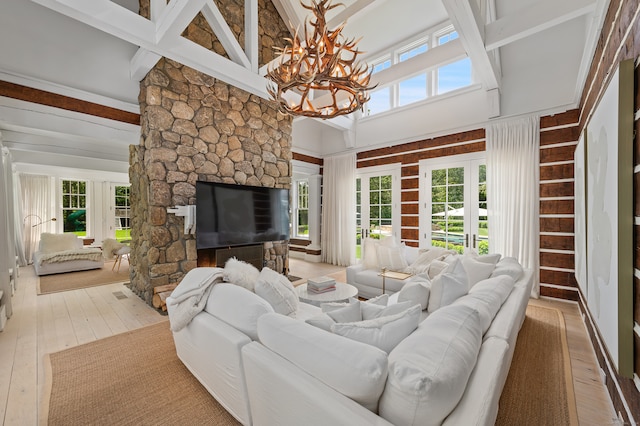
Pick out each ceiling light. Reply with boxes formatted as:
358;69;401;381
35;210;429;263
266;0;376;119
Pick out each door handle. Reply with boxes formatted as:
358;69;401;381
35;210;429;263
465;233;469;247
473;234;476;248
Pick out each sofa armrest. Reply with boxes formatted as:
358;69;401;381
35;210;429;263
242;342;394;426
346;263;365;284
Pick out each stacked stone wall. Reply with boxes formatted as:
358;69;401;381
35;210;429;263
130;57;292;303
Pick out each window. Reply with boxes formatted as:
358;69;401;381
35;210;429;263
61;180;87;236
294;180;309;237
115;185;131;241
364;27;472;116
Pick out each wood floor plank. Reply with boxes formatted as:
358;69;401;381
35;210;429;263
74;289;116;340
62;290;97;345
84;285;128;335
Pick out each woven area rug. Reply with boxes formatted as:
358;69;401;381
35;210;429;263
43;321;240;426
37;262;130;295
496;304;579;425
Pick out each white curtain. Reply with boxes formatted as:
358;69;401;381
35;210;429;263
321;152;356;266
11;161;26;266
20;174;53;264
486;115;540;298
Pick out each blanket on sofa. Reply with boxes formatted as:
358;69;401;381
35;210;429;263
37;248;103;265
167;267;225;332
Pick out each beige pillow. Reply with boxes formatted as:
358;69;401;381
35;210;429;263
254;267;299;316
377;245;408;271
362;237;380;270
39;232;79;254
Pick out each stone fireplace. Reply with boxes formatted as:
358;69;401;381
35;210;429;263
129;1;292;305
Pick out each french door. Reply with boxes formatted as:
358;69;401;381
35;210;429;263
355;166;401;261
420;155;488;254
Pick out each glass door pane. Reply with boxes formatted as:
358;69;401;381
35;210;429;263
476;164;489;254
356;178;363;260
430;167;465;254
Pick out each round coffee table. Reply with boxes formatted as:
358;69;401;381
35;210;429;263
296;282;358;307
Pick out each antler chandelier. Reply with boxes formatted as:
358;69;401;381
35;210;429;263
266;0;375;119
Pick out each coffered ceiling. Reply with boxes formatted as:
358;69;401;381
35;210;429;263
0;0;608;172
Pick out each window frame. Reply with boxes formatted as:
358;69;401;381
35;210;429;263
60;178;89;236
293;179;310;238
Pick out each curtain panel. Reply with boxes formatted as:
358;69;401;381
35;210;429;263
321;152;356;266
20;173;53;264
486;115;540;298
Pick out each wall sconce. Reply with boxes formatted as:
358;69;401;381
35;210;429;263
23;214;57;228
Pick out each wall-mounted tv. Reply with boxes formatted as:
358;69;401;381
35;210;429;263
195;181;290;249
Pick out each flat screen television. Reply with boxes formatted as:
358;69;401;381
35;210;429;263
195;181;290;249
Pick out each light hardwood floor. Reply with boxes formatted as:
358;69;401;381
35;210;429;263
0;259;618;425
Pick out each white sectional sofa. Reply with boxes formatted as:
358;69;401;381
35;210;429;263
167;255;533;426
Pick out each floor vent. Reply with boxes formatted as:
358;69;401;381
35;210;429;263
112;291;128;300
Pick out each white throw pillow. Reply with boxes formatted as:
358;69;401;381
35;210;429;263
223;257;260;291
427;259;449;279
331;304;421;353
461;255;496;289
469;274;516;305
254;267;299;316
39;232;79;254
397;280;430;310
258;313;389;412
366;293;389;306
305;313;336;332
377;245;408;271
427;258;469;313
469;251;502;265
204;283;274;341
490;257;524;281
325;300;362;323
362;237;380;270
361;300;414;320
406;247;454;274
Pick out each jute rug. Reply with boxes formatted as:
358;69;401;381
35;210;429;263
43;304;577;425
37;262;130;295
43;321;239;426
496;304;579;425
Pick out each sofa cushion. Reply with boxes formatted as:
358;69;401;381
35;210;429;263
427;259;449;279
254;267;298;316
360;300;414;320
204;283;274;341
405;247;454;274
469;274;516;305
427;258;469;313
223;257;260;291
484;283;529;344
366;293;389;306
379;303;483;426
324;300;362;323
490;257;524;281
331;304;421;354
305;313;336;331
362;237;380;269
39;232;79;254
257;313;389;412
397;279;430;310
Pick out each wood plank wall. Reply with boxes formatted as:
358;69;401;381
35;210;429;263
539;110;580;301
573;0;640;422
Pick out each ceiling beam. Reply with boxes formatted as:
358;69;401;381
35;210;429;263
441;0;500;90
485;0;597;51
201;1;251;69
155;0;207;43
245;0;259;72
327;0;375;28
130;48;162;82
270;0;303;35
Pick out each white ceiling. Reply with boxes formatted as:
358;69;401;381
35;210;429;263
0;0;608;174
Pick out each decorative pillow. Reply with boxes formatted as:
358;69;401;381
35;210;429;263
490;257;524;281
39;232;79;254
361;300;414;321
254;267;299;316
406;247;455;275
362;237;380;270
461;255;496;289
427;259;449;279
204;283;274;340
469;274;516;306
468;251;501;265
223;257;260;291
331;304;421;353
258;313;388;412
305;313;336;332
397;280;430;310
376;245;408;271
427;258;469;313
325;300;362;323
366;293;389;306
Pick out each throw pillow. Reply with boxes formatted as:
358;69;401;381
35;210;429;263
461;255;496;289
427;258;469;313
470;251;502;265
361;300;414;321
39;232;79;254
305;313;336;332
204;283;274;341
366;293;389;306
427;259;449;279
331;304;422;354
376;245;408;271
362;237;380;270
490;257;524;281
254;267;299;316
325;300;362;323
223;257;260;291
397;280;430;310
